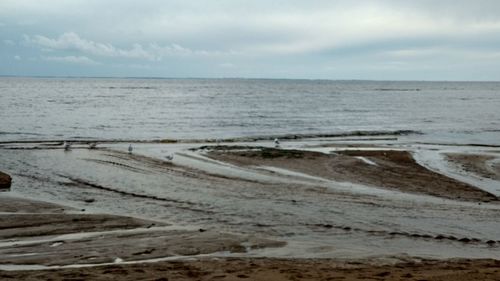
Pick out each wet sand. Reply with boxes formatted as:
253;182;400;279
0;193;498;279
0;139;499;280
0;196;283;266
207;147;498;202
446;153;500;180
1;258;499;281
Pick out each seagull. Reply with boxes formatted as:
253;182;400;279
128;144;133;154
274;138;280;147
165;154;174;161
63;141;71;151
88;142;97;149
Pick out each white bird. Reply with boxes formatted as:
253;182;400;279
128;144;133;154
165;154;174;161
63;141;71;151
274;138;280;147
89;142;97;149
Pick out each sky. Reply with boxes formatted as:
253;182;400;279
1;0;500;80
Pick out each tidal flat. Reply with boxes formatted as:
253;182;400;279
0;135;499;280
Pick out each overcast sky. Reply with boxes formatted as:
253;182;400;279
1;0;500;80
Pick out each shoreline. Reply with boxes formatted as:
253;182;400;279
0;129;420;145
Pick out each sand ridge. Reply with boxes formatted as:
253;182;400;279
206;146;498;202
0;196;284;266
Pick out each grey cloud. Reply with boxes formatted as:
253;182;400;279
25;32;233;61
26;33;121;57
8;1;500;56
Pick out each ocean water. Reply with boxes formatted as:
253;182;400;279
1;78;499;144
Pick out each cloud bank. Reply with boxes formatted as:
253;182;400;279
1;0;500;80
25;32;229;61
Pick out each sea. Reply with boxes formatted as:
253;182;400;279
1;77;500;145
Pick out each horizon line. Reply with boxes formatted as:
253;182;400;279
0;75;499;83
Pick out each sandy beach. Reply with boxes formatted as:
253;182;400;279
0;196;498;281
0;136;499;280
2;256;499;280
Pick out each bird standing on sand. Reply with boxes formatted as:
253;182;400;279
274;138;280;147
89;142;97;149
63;141;71;151
165;154;174;161
128;144;133;154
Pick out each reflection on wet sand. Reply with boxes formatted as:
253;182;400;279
446;153;500;181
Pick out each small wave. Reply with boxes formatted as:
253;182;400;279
340;109;370;113
0;131;43;136
449;128;500;135
91;125;114;129
161;129;422;143
229;129;421;141
94;95;127;98
0;130;422;145
374;88;421;92
69;136;99;140
105;86;157;90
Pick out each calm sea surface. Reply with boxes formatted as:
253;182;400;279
1;78;499;144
